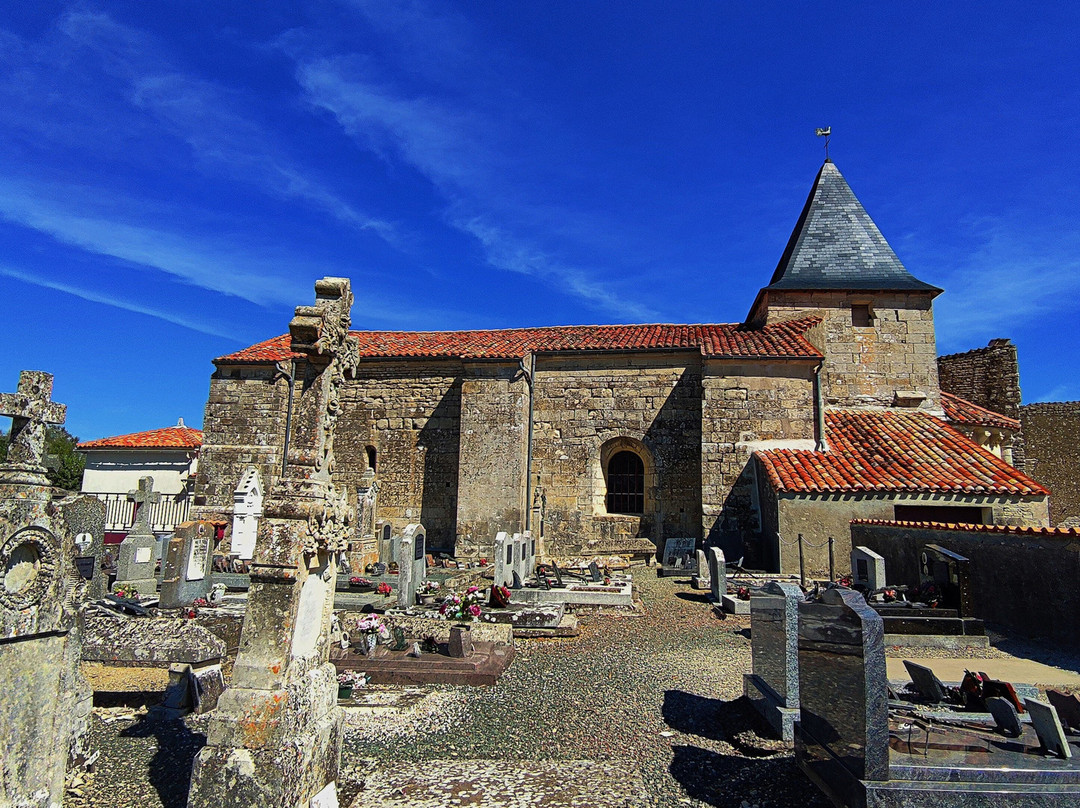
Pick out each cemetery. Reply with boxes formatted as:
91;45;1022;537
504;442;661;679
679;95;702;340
5;166;1080;808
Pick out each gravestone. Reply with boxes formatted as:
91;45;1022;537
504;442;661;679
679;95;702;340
448;626;474;658
707;546;726;602
493;531;513;588
112;476;160;596
188;278;353;808
0;370;93;806
588;561;602;582
376;522;392;564
851;546;886;591
691;548;711;590
511;532;529;584
659;537;696;577
230;466;263;560
986;696;1022;737
1048;690;1080;731
1025;698;1073;759
63;494;107;600
796;588;889;787
919;544;975;618
744;581;802;740
354;468;379;569
902;660;948;703
397;524;426;609
521;529;536;581
160;520;217;609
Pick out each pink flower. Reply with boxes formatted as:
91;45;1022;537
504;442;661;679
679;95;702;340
469;604;481;617
466;586;479;595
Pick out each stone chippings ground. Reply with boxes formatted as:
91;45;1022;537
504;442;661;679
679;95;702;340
65;575;1080;808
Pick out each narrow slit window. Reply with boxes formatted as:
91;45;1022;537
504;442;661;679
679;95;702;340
851;304;873;328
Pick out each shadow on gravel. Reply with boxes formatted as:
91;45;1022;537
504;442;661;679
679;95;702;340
663;692;786;755
121;714;207;808
674;591;711;604
669;745;827;808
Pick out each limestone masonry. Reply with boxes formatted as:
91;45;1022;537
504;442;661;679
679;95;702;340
193;161;1051;574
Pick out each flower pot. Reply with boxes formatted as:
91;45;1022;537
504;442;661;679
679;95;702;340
362;633;378;656
419;594;438;606
337;685;353;700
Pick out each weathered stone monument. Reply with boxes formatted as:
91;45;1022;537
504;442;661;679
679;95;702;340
354;467;379;571
188;278;357;808
230;466;263;560
707;546;725;603
0;371;93;807
112;476;160;595
744;581;802;740
691;548;710;590
159;520;217;609
397;523;426;609
64;493;107;600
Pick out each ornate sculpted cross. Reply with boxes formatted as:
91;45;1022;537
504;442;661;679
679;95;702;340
0;370;67;473
127;476;162;535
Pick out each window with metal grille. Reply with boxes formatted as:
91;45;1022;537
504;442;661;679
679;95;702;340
606;451;644;514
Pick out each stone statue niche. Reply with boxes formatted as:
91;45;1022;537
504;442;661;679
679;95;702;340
188;278;357;808
230;466;263;561
0;370;94;807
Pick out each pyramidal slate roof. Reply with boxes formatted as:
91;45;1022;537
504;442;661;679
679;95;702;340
765;161;941;294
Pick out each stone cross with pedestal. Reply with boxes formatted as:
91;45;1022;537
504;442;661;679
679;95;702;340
397;523;427;608
112;476;160;596
188;278;354;808
0;371;93;807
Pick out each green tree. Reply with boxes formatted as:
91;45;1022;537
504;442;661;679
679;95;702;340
0;424;85;490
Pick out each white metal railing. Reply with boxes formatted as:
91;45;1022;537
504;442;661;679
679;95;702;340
91;492;192;533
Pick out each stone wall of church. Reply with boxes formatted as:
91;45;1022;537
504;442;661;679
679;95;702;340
764;290;940;411
336;360;463;552
701;360;816;564
938;338;1025;468
530;352;703;558
1020;402;1080;525
454;362;529;558
193;366;290;516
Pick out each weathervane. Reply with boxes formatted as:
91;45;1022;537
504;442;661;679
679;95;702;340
815;126;832;161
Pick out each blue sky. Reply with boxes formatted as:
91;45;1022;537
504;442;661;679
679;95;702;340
1;2;1078;441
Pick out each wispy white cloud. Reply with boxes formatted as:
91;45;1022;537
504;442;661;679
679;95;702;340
930;217;1080;351
1030;383;1080;404
0;264;245;341
294;52;654;320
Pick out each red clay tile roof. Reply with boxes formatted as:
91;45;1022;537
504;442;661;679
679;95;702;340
941;392;1020;431
852;519;1080;539
755;409;1047;496
79;426;203;450
214;317;824;364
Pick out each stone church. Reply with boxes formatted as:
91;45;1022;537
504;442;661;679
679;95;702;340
192;160;1049;574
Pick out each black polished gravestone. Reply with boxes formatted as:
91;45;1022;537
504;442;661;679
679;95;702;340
920;543;975;618
796;589;1080;807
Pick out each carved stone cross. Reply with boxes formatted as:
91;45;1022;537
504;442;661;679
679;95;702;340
0;370;67;472
128;476;162;536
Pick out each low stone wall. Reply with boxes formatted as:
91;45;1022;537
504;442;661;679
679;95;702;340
851;520;1080;644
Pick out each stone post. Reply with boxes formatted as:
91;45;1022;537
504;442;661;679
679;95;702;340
188;278;358;808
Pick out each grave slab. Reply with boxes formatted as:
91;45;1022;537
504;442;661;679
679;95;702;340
743;581;802;741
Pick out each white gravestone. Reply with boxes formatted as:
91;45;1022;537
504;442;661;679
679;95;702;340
493;531;513;587
230;466;263;560
398;524;426;608
521;529;536;582
708;547;726;602
512;532;529;584
187;535;210;581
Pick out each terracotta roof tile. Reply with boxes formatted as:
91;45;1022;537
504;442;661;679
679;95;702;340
852;519;1080;539
79;426;203;450
214;317;824;364
941;392;1020;431
755;409;1046;496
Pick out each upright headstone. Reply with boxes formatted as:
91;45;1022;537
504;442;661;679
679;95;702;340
521;529;535;581
796;588;889;787
188;278;354;808
160;521;217;609
377;522;392;564
63;494;108;600
691;548;711;590
919;544;975;618
511;532;529;584
113;476;160;596
851;546;886;591
397;523;426;609
1024;698;1073;759
230;466;263;560
354;468;379;570
660;537;697;577
493;531;513;588
708;546;726;602
0;371;93;807
744;581;802;740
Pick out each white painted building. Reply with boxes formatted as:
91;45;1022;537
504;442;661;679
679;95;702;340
78;419;202;541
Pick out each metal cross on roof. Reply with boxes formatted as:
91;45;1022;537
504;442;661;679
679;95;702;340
0;370;67;473
127;476;162;536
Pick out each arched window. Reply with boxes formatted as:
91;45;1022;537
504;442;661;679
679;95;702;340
365;446;377;473
606;451;644;514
